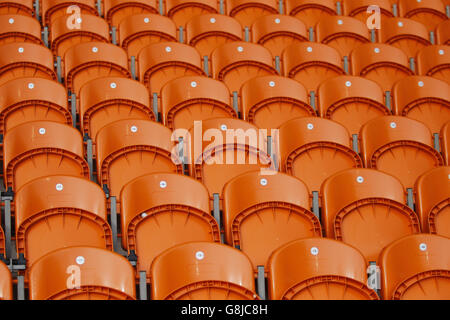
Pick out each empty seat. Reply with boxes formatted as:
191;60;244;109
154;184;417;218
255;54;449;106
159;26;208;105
398;0;447;31
267;238;379;300
15;175;112;267
186;14;243;58
279;117;362;193
0;14;42;45
3;121;89;192
118;14;177;59
0;261;12;300
436;19;450;45
286;0;336;28
351;43;413;92
379;234;450;300
316;16;370;58
211;42;278;95
241;75;315;131
321;168;420;263
41;0;98;26
223;171;321;271
79;77;154;141
226;0;279;28
121;173;220;281
441;121;450;165
50;14;110;58
283;42;344;93
104;0;158;28
343;0;394;24
415;167;450;237
393;76;450;134
160;76;236;130
166;0;218;28
0;78;71;137
150;242;259;300
380;18;431;58
318;75;389;136
0;0;34;16
0;42;56;87
417;45;450;84
360;116;444;190
29;246;136;300
96;119;182;199
64;42;130;96
251;15;308;58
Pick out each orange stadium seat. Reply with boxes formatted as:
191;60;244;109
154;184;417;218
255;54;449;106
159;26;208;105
285;0;336;29
360;116;444;190
103;0;158;28
441;121;450;165
150;242;259;300
0;0;34;16
15;175;112;267
186;14;243;59
120;173;220;281
398;0;447;31
240;75;315;131
226;0;279;28
3;121;89;192
318;75;389;136
283;42;344;93
342;0;394;24
0;78;71;137
279;117;363;193
267;238;379;300
417;45;450;84
0;261;12;300
29;246;136;300
0;223;4;261
222;171;321;271
41;0;98;27
392;76;450;134
379;234;450;300
415;167;450;237
160;76;236;131
321;168;420;263
0;14;42;45
436;19;450;45
251;14;308;58
0;42;56;87
165;0;218;28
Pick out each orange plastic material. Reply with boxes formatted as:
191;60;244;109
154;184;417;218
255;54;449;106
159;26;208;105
138;42;204;95
186;14;243;58
283;42;344;93
150;242;259;300
96;119;182;199
415;167;450;237
186;117;273;200
286;0;336;28
104;0;158;28
321;168;420;263
0;0;34;16
119;14;177;59
0;261;12;300
79;77;154;140
0;225;4;260
316;16;370;58
351;43;413;92
441;122;450;165
0;14;42;45
120;173;220;280
29;246;136;300
360;116;444;189
267;238;379;300
15;175;112;267
380;18;431;58
0;78;71;136
41;0;98;26
436;19;450;45
64;42;130;95
211;42;277;94
318;75;389;135
3;121;89;191
343;0;393;23
223;171;321;270
50;14;110;58
417;45;450;85
393;76;450;134
160;76;236;130
226;0;278;27
379;234;450;300
241;75;315;131
0;42;56;87
398;0;447;31
279;117;362;192
166;0;218;27
251;15;308;58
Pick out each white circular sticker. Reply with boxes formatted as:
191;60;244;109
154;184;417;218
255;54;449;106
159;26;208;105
28;83;34;89
307;123;314;130
76;256;85;265
419;243;427;251
237;46;244;52
275;18;281;24
76;17;82;24
311;247;319;256
8;18;14;24
307;46;313;52
130;126;138;133
144;17;150;23
195;251;205;260
221;124;227;131
260;178;268;186
356;176;364;183
39;128;46;135
390;122;397;129
269;81;275;87
398;22;404;27
337;19;343;25
191;81;197;88
110;82;117;89
160;181;167;189
56;183;63;191
210;18;216;24
141;212;148;218
418;81;424;87
345;81;352;87
438;49;444;55
18;47;24;53
92;47;98;53
374;47;380;53
165;46;172;53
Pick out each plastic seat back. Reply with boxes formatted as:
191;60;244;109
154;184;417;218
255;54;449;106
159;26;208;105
0;262;12;300
226;0;278;28
436;19;450;45
0;0;34;16
0;14;42;45
42;0;98;26
399;0;447;30
286;0;336;28
104;0;158;28
166;0;218;28
343;0;393;23
417;45;450;85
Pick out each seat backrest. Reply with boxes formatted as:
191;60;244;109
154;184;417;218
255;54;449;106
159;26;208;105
0;0;34;16
165;0;218;28
226;0;278;28
417;45;450;85
0;261;12;300
398;0;447;30
436;19;450;45
104;0;158;28
285;0;336;28
41;0;98;26
342;0;393;23
0;14;42;45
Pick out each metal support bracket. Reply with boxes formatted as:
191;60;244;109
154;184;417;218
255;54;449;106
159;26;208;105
257;266;266;300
